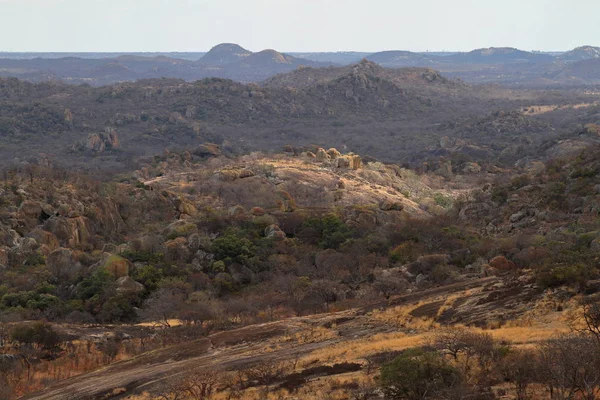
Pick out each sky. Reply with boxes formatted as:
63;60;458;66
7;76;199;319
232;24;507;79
0;0;598;53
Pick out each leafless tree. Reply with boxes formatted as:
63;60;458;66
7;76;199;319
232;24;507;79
500;349;537;400
575;301;600;345
373;275;407;302
537;335;600;400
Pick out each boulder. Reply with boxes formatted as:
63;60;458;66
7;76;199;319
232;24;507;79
489;256;516;271
131;234;164;254
165;220;197;239
480;264;499;277
349;155;362;170
228;205;246;218
115;276;145;295
264;225;286;240
591;238;600;252
194;143;221;157
0;247;8;268
509;210;527;223
315;148;330;162
18;200;42;219
164;237;190;262
172;197;197;217
104;254;132;278
44;216;93;248
250;207;266;216
336;157;350;168
379;199;404;211
238;169;255;179
27;229;60;252
327;148;342;159
275;190;296;212
47;248;79;279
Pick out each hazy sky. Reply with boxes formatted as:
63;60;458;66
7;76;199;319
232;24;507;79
0;0;598;52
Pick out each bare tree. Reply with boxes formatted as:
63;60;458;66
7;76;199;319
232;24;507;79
500;349;537;400
537;335;600;400
373;275;407;303
139;288;186;328
576;301;600;345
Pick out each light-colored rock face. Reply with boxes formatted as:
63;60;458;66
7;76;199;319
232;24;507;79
264;224;286;240
43;216;94;249
316;148;330;162
104;255;132;278
47;247;80;279
85;129;120;153
115;276;145;295
0;247;8;267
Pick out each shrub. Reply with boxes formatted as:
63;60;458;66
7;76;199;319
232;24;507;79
379;348;463;400
536;263;596;289
211;230;255;262
389;241;418;264
11;321;61;350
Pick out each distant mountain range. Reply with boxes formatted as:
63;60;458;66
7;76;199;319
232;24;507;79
1;44;600;86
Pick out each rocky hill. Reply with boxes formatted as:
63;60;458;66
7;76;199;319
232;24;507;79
198;43;252;65
4;143;600;400
444;47;554;64
558;45;600;62
366;50;438;67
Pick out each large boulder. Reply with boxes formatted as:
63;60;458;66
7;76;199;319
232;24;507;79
264;225;286;240
275;190;296;212
164;237;190;262
27;229;60;252
489;256;516;271
0;247;8;268
194;143;221;157
47;248;80;280
165;220;198;239
349;155;362;170
18;200;42;220
131;234;164;254
327;148;342;159
336;157;350;169
115;276;145;295
315;148;330;162
379;199;404;211
104;254;132;278
43;216;94;249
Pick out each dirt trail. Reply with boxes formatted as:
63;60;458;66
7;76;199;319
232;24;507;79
22;277;501;400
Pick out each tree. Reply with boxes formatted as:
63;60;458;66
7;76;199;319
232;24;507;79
373;275;407;302
577;301;600;345
379;348;463;400
500;349;537;400
537;335;600;400
139;288;186;328
10;322;61;351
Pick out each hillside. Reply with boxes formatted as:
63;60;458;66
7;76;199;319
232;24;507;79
558;45;600;62
198;43;252;65
4;144;599;399
444;47;554;64
552;58;600;83
366;51;437;67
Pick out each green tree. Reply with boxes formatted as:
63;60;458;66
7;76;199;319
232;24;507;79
379;348;463;400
